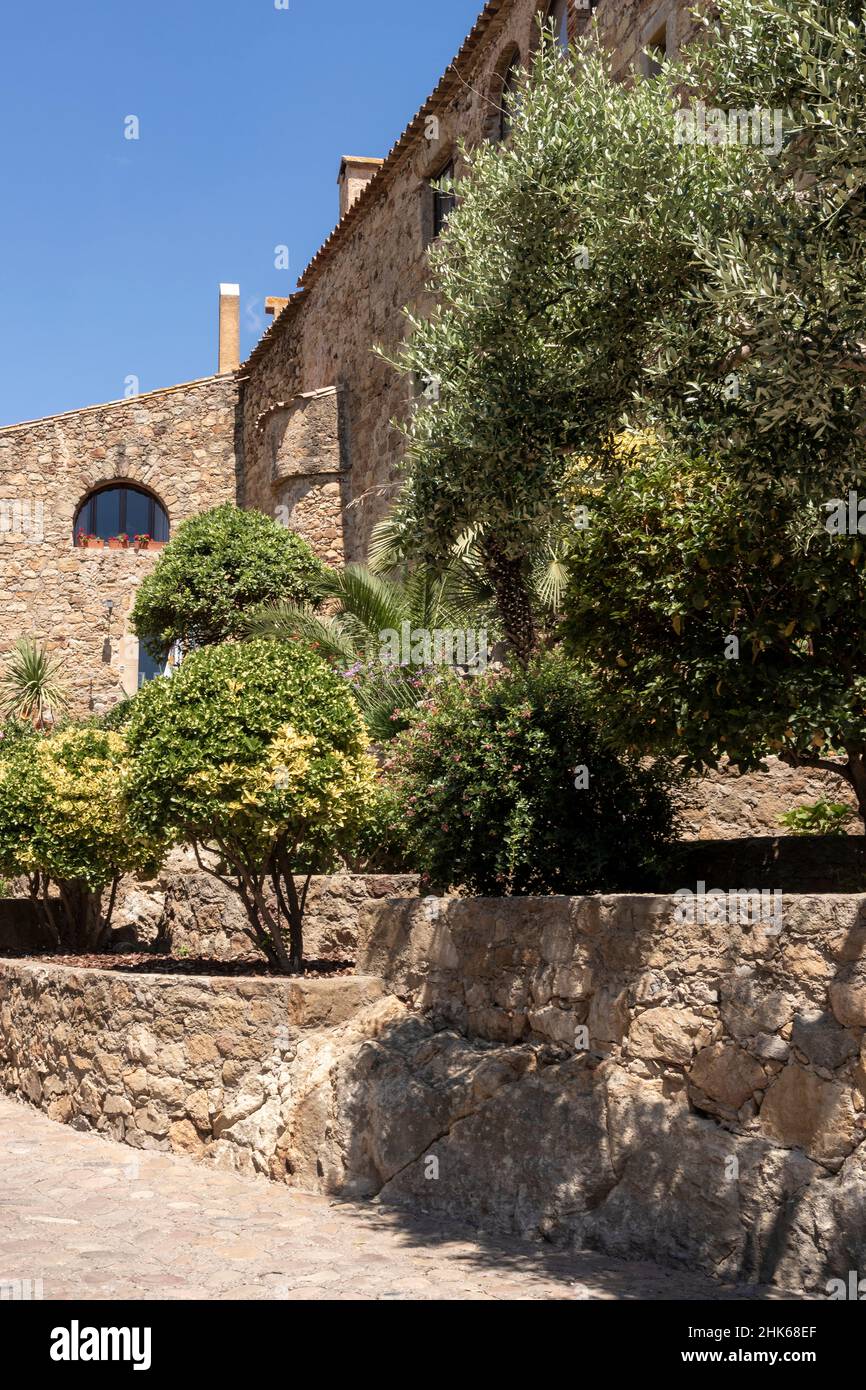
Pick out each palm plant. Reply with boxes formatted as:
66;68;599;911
368;512;571;626
246;548;497;741
0;638;69;729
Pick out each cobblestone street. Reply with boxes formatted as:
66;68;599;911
0;1096;797;1302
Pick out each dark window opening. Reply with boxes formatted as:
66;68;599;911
137;641;164;688
499;59;522;141
645;22;668;78
74;484;169;544
547;0;569;52
431;160;456;239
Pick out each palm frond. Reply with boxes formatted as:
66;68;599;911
533;545;570;613
367;513;412;576
316;565;410;642
244;604;358;665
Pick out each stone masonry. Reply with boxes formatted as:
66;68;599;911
0;376;239;714
4;885;866;1292
239;0;700;560
0;2;706;713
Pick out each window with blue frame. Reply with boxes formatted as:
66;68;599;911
74;484;169;543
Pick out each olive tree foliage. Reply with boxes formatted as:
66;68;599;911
658;0;866;453
382;27;739;661
563;0;866;822
124;640;377;973
0;726;163;951
131;504;325;658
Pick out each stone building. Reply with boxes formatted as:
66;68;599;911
0;0;695;713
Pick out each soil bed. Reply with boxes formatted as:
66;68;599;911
0;950;355;978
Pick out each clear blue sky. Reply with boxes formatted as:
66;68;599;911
0;0;482;425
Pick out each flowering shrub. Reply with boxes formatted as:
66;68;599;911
385;656;679;896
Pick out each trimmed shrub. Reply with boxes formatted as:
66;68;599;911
131;504;325;656
0;726;163;951
385;655;679;896
124;639;378;972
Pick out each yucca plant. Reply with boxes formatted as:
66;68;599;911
0;638;69;729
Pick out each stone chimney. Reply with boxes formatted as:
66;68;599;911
338;157;384;219
218;283;241;373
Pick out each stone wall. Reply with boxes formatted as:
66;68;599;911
349;892;866;1291
0;959;386;1177
679;758;860;840
0;376;240;716
4;884;866;1291
148;850;419;961
240;0;701;562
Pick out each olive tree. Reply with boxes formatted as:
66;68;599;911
384;29;736;661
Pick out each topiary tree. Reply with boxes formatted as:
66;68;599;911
124;639;378;973
384;654;678;896
0;726;164;951
131;504;325;658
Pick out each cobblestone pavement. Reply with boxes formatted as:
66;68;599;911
0;1096;799;1301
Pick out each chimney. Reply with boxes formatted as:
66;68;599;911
218;283;241;373
338;157;384;220
265;296;291;322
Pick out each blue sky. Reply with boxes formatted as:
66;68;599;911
0;0;483;425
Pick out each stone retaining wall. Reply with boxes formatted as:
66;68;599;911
4;888;866;1292
153;858;419;961
353;893;866;1292
0;959;386;1177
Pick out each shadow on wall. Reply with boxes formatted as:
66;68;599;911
265;892;866;1297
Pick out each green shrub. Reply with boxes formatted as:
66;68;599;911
0;726;164;950
124;639;378;972
131;504;325;657
385;655;678;896
779;800;855;837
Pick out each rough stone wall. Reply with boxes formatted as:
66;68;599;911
346;892;866;1292
0;376;240;716
142;848;419;961
241;0;701;563
0;959;385;1177
5;885;866;1290
680;758;860;840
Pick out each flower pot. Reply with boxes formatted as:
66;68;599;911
108;537;128;551
80;537;103;550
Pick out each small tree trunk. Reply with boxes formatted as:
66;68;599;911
281;867;306;975
56;884;104;950
845;748;866;829
482;539;536;667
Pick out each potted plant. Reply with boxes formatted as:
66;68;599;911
79;532;103;550
134;533;150;552
108;533;129;551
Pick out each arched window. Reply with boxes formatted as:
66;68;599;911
73;483;169;544
547;0;569;52
498;53;523;141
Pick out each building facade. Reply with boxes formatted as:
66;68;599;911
0;0;692;714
